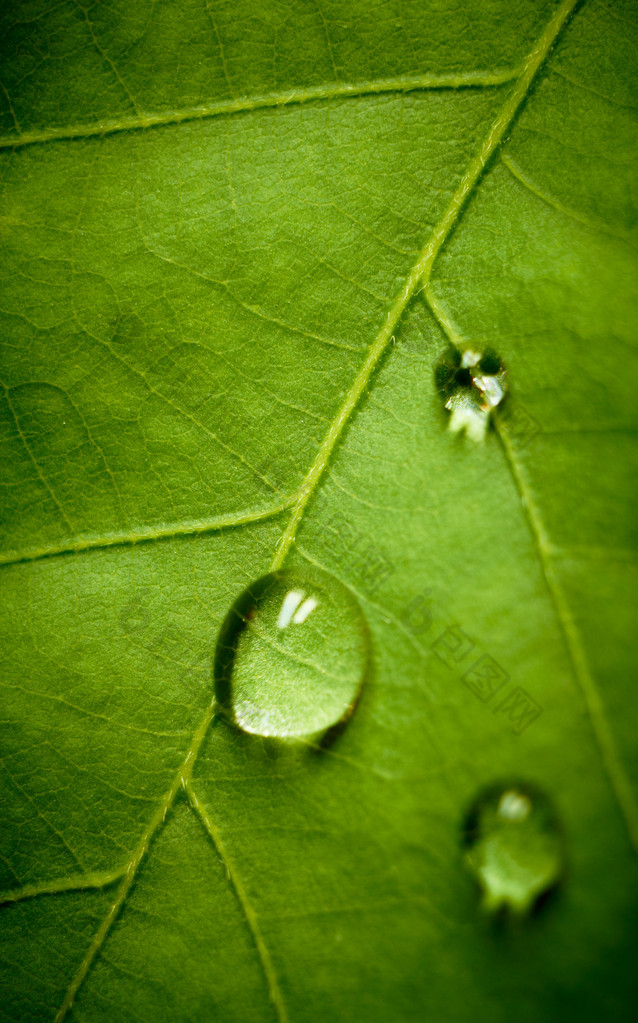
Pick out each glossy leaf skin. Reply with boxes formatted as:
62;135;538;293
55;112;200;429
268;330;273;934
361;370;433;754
1;2;637;1022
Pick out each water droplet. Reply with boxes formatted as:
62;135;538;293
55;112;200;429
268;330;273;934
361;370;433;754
214;567;369;739
463;783;565;913
435;346;508;442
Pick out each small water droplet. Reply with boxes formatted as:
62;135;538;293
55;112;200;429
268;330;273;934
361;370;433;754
463;783;565;914
214;567;369;739
435;346;508;442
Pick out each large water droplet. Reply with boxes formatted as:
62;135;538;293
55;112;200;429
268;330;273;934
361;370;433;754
214;567;369;739
463;783;565;913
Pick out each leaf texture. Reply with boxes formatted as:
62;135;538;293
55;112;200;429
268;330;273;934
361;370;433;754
1;2;638;1021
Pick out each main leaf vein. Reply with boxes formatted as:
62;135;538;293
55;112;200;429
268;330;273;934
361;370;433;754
48;2;582;1017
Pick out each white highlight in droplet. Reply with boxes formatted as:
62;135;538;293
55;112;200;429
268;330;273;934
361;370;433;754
498;790;531;822
292;596;318;624
448;404;489;442
461;349;482;368
277;589;305;629
474;373;506;410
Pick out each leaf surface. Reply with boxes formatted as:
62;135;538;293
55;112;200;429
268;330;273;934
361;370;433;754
1;2;638;1021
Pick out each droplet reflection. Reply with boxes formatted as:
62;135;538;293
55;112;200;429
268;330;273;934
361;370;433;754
215;568;369;739
435;346;508;441
463;783;565;914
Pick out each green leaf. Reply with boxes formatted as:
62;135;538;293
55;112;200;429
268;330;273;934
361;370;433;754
1;1;637;1021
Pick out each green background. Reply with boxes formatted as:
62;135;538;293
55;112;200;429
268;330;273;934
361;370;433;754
1;1;637;1020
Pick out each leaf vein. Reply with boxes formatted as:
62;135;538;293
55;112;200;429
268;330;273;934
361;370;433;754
53;702;217;1021
1;383;75;534
497;423;638;853
49;5;582;1016
501;152;638;250
425;281;638;854
186;781;288;1023
0;868;125;907
0;69;519;150
0;497;293;569
270;0;581;571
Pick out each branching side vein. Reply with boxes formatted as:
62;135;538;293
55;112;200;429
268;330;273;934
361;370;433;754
51;2;581;1017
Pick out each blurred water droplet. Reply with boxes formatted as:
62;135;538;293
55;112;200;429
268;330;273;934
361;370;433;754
463;783;565;913
215;568;369;739
435;346;508;441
